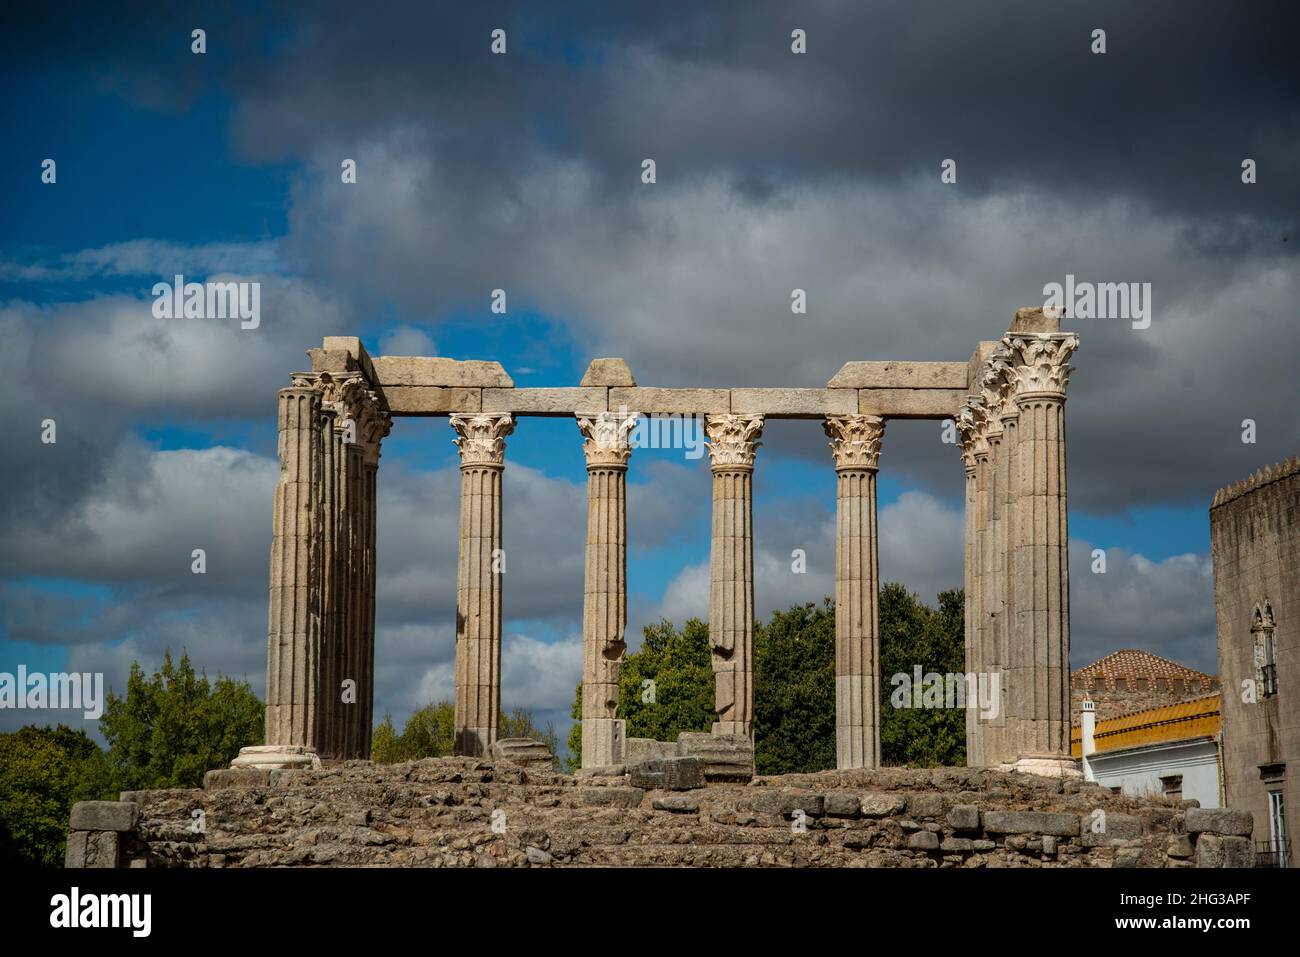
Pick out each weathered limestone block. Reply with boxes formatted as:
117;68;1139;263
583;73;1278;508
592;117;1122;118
859;793;908;817
628;757;703;791
579;787;645;808
204;769;272;790
1081;812;1143;846
857;388;966;418
577;764;626;780
1185;807;1253;836
823;792;862;818
70;801;139;832
905;793;944;819
483;387;607;415
676;732;755;782
382;386;482;414
65;831;119;868
828;361;969;390
753;789;825;818
609;387;730;414
625;738;677;763
308;347;361;376
321;336;381;386
1194;834;1254;868
1168;834;1195;859
372;356;513;387
982;811;1080;836
908;831;940;851
580;358;636;387
729;388;856;417
652;795;700;814
231;744;322;771
490;738;555;773
1007;306;1060;334
946;805;981;832
941;837;975;852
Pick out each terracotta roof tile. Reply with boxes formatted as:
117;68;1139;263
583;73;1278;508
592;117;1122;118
1072;649;1216;688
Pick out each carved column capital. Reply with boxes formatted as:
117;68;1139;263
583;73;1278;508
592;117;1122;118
1003;332;1080;401
576;410;638;469
956;398;992;469
823;414;885;471
704;414;764;470
450;413;515;468
978;346;1017;433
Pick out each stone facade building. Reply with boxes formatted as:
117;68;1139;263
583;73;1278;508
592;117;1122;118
1211;456;1300;867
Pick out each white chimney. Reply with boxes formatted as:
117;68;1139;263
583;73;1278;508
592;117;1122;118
1080;698;1096;782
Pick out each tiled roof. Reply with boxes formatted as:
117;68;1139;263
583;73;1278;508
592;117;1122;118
1072;649;1216;688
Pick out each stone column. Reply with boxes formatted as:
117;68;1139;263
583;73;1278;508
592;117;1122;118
247;377;326;769
978;350;1014;766
1005;332;1079;776
577;410;638;767
450;413;515;756
957;400;992;767
825;415;885;769
704;414;763;737
958;425;980;766
338;438;362;757
356;393;388;759
318;373;365;760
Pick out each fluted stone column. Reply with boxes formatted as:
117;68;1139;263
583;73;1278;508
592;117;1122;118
1005;332;1079;775
451;413;515;756
987;351;1019;764
317;373;364;760
978;350;1014;765
704;414;763;737
577;411;637;767
957;400;990;767
825;415;885;769
356;395;388;759
249;378;326;770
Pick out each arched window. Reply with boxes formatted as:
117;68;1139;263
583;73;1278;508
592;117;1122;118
1252;600;1278;697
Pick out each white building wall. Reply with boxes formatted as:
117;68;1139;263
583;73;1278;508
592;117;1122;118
1087;738;1220;808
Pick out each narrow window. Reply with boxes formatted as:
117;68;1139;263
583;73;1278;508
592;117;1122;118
1252;601;1278;698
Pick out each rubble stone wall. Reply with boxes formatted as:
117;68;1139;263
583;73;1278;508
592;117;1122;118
66;758;1253;868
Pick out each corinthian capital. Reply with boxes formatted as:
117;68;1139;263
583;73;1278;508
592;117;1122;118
450;413;515;467
978;345;1017;427
577;410;638;468
1003;332;1080;399
315;371;368;415
956;398;991;469
704;414;764;469
824;414;885;471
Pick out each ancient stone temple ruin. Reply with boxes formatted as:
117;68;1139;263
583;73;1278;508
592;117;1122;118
233;307;1081;778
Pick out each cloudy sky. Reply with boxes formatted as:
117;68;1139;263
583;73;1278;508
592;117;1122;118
2;1;1295;753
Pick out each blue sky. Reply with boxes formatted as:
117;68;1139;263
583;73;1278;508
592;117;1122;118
2;1;1295;753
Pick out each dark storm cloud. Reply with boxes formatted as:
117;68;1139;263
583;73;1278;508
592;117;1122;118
9;1;1295;219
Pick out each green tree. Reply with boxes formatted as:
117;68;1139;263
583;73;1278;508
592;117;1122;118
99;650;264;791
753;599;837;774
879;583;966;767
0;725;114;868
